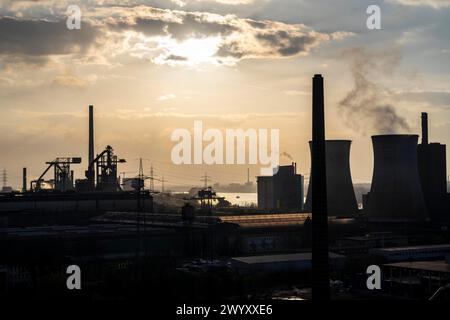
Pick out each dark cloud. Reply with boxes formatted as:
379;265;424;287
167;13;237;39
105;8;237;40
0;17;99;64
108;17;167;37
165;54;188;61
256;32;317;56
216;41;244;59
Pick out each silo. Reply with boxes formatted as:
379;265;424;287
366;134;428;222
305;140;358;217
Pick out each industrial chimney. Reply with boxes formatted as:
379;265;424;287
421;112;428;145
22;167;27;192
305;140;358;217
417;113;447;223
366;134;428;222
86;105;95;188
89;105;94;167
311;74;330;301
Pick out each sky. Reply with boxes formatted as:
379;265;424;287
0;0;449;190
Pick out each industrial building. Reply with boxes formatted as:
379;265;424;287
382;259;450;299
417;113;448;224
230;252;346;274
370;244;450;262
257;163;304;212
304;140;359;217
0;105;153;221
372;244;450;299
363;113;449;225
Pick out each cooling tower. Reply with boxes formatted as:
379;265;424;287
366;134;428;222
305;140;358;217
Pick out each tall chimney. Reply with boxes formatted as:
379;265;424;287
86;105;95;188
421;112;428;145
22;167;27;192
311;74;330;301
89;105;94;167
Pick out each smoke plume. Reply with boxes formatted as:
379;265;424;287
338;47;410;135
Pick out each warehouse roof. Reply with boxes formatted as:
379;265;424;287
384;260;450;274
372;244;450;252
232;252;345;265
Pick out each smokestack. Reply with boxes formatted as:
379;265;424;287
85;105;95;189
22;167;27;192
89;105;94;167
421;112;428;145
367;134;428;221
311;74;330;301
305;140;358;217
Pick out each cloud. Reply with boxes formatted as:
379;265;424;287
158;93;177;101
51;71;98;88
0;17;99;62
392;89;450;108
101;6;353;66
388;0;450;8
0;4;352;68
10;108;304;125
172;0;257;6
0;3;354;77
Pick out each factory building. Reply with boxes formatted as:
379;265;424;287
257;163;304;212
365;134;428;222
417;113;448;224
304;140;358;217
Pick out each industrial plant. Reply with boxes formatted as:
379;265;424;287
1;76;450;302
0;105;153;222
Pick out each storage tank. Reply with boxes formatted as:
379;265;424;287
305;140;358;217
366;134;428;222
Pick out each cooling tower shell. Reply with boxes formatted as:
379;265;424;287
305;140;358;217
367;134;428;222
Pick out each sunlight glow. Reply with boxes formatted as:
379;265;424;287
154;36;223;66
